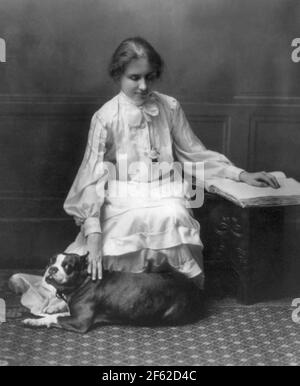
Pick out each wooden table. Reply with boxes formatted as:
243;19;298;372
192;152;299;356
193;193;285;305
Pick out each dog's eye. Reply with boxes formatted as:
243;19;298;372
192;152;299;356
63;263;74;274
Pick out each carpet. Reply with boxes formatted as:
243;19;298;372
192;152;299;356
0;270;299;366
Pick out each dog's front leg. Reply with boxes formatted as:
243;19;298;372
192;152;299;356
54;303;96;333
23;312;69;329
43;299;69;315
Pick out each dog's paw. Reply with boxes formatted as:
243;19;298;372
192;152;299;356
23;318;45;328
43;305;62;314
23;315;56;328
42;300;68;315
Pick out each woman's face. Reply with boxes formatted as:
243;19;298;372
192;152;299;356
119;57;157;105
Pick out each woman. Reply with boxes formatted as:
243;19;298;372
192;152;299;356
9;37;279;315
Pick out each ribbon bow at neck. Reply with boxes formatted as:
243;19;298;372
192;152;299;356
125;99;160;128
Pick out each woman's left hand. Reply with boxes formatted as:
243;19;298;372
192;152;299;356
239;171;280;189
87;233;103;281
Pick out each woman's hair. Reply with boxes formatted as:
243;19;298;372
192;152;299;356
108;37;164;81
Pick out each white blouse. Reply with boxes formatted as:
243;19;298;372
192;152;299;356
64;91;244;236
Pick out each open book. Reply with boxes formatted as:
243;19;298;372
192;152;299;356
205;172;300;208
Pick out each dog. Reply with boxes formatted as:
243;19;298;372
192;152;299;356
23;252;203;333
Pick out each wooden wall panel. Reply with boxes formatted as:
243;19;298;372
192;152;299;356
188;115;231;155
0;218;77;269
249;115;300;180
0;97;98;268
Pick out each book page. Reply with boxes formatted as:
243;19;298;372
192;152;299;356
206;172;300;200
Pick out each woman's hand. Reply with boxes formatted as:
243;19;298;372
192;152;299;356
239;171;280;189
87;233;103;281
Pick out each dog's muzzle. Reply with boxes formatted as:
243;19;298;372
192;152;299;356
45;266;66;285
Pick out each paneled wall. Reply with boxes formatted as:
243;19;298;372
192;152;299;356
0;0;299;273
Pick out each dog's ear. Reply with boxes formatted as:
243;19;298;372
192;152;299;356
47;254;57;268
80;252;89;260
79;252;89;269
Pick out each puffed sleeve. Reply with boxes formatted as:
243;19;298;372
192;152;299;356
170;98;244;185
63;112;109;236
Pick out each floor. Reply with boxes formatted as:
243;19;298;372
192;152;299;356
0;270;300;366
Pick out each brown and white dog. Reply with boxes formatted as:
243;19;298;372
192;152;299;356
23;252;203;333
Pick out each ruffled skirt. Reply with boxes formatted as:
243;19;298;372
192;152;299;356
9;180;204;315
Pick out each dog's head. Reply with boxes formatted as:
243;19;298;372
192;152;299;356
45;252;89;292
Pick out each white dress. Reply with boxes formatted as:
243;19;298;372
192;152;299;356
9;91;244;315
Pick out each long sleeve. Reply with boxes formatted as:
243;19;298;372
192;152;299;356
64;112;109;236
170;99;244;186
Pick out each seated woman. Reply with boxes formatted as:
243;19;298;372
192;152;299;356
9;37;279;316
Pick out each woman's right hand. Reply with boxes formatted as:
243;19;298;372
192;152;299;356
239;171;280;189
87;233;103;281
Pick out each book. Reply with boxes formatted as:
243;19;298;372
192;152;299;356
205;171;300;208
